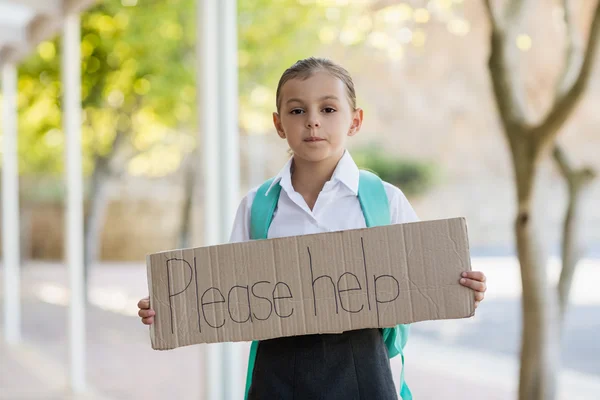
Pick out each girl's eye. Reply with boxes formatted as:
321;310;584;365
323;107;336;113
290;109;304;115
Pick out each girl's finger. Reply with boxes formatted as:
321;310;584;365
142;316;154;325
460;278;486;292
137;297;150;309
138;309;155;319
462;271;486;282
474;301;480;309
475;291;485;302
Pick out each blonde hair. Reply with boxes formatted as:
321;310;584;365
275;57;357;113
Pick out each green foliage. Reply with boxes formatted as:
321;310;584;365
17;0;197;177
352;145;437;197
15;0;351;179
237;1;354;132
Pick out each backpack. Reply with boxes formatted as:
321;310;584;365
244;170;412;400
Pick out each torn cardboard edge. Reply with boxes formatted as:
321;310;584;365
146;217;475;350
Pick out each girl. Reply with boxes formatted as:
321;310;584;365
137;57;487;399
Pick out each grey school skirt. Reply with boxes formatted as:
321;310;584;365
247;328;397;400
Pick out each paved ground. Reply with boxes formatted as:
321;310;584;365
1;257;599;399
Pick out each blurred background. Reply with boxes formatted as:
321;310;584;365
0;0;599;399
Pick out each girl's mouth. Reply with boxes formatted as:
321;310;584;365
304;137;325;142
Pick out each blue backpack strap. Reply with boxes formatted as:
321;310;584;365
244;341;260;400
358;170;391;227
358;170;412;400
245;177;282;399
250;178;282;241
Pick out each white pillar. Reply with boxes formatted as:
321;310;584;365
62;13;85;393
2;62;21;345
199;1;220;247
218;0;239;231
198;0;223;399
217;0;241;398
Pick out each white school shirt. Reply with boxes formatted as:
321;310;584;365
229;151;419;243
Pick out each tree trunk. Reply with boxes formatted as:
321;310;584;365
557;186;580;321
554;146;596;325
83;158;111;298
178;154;195;249
512;137;559;400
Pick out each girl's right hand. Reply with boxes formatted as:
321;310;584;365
137;296;155;325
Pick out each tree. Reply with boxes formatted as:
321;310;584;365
18;0;198;285
482;1;600;399
16;0;359;272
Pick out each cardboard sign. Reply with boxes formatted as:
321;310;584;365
146;217;475;350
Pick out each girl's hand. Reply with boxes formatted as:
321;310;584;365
459;271;487;309
137;296;156;325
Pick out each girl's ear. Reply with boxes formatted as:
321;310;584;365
348;108;363;137
273;112;286;139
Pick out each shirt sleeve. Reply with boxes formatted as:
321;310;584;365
382;181;420;224
228;189;257;243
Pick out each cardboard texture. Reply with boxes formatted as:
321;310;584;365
146;217;475;350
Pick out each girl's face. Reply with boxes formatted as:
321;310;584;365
273;71;363;164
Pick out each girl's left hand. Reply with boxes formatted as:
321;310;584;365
459;271;487;309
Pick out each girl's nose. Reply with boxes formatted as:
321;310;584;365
306;117;320;128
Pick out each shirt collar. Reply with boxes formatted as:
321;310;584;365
265;156;293;195
330;150;359;195
265;150;359;196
